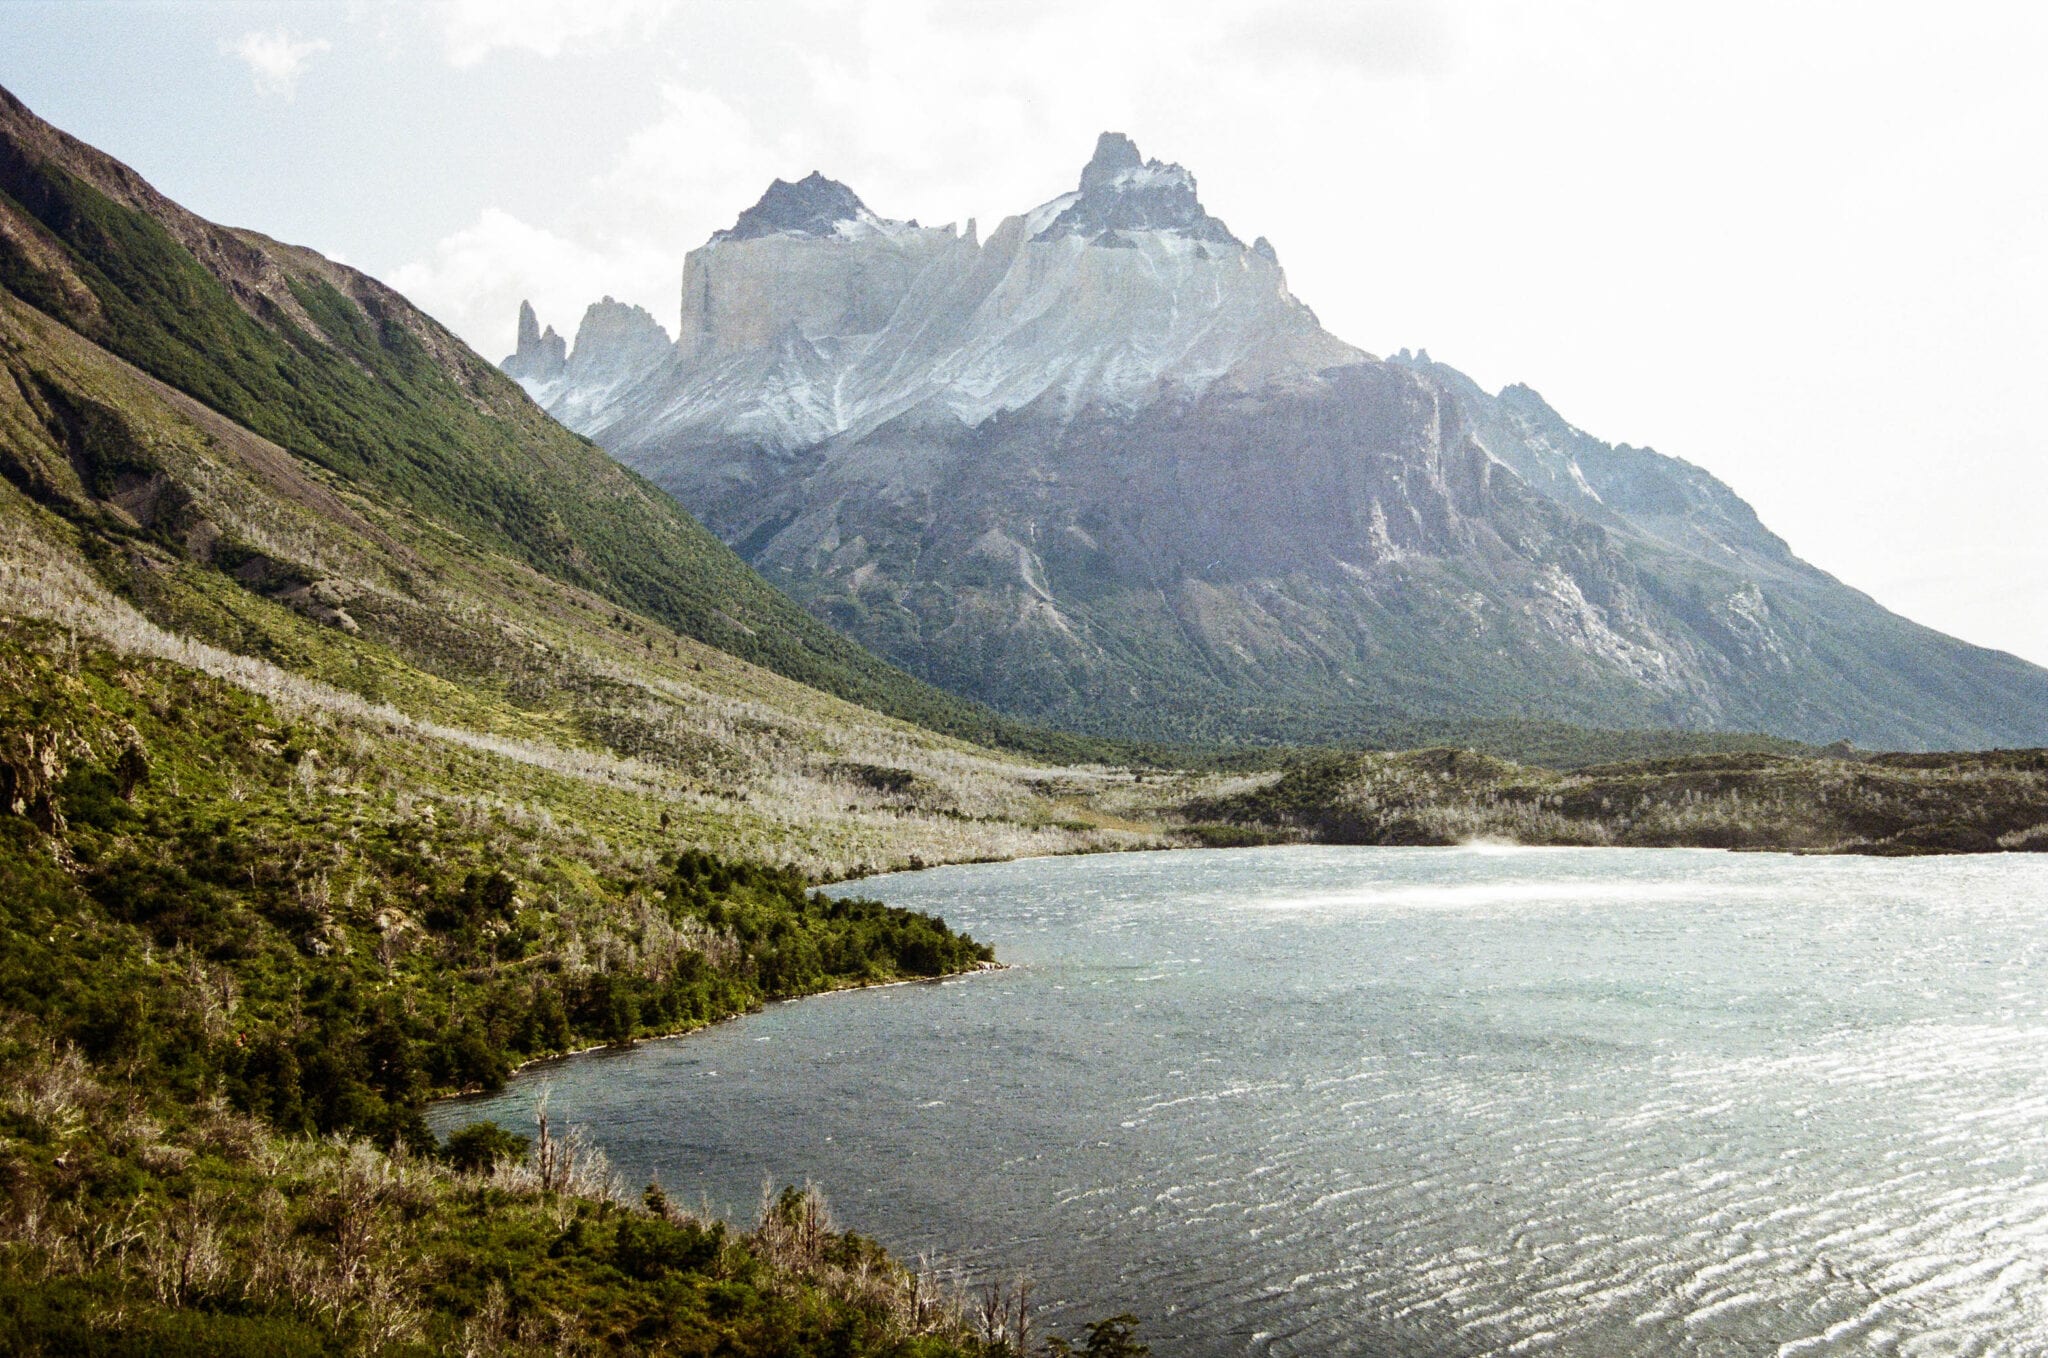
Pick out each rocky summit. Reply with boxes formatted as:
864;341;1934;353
511;134;2048;750
714;171;887;243
502;297;566;384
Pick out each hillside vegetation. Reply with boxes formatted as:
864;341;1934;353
1186;747;2048;855
0;282;1205;875
0;615;1156;1355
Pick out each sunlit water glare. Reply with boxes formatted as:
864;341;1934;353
432;846;2048;1356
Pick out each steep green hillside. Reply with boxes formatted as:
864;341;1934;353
0;85;1177;1349
0;621;994;1146
0;84;1111;762
0;283;1180;875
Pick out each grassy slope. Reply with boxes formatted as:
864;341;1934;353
1187;746;2048;855
0;624;994;1138
0;87;1158;1354
1;1055;989;1358
0;224;1148;1351
0;618;1028;1355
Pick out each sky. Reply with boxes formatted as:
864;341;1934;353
4;0;2045;667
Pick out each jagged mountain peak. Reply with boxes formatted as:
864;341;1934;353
1081;131;1144;183
712;170;899;244
546;128;1352;449
502;297;566;385
1038;131;1236;246
568;296;669;368
499;294;673;420
576;294;664;331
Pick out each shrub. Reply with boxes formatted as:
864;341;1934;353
438;1120;531;1174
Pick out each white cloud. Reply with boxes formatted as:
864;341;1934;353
436;0;667;67
596;83;802;222
386;208;674;362
389;82;793;362
224;29;332;98
1217;0;1456;75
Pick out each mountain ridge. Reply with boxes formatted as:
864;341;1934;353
516;132;2048;751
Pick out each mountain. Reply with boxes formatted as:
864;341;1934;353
520;134;2048;751
506;293;671;430
501;296;566;382
559;133;1360;456
0;84;1161;764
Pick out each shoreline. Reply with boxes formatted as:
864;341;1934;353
456;959;1009;1092
830;823;2041;894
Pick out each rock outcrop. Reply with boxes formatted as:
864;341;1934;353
1037;131;1238;245
501;299;566;387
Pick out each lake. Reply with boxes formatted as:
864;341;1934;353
430;845;2048;1355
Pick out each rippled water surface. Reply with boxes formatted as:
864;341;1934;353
432;847;2048;1355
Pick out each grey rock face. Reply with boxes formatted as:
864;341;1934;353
713;172;879;243
502;298;671;421
501;299;566;386
506;138;2048;750
543;297;673;430
1037;130;1238;246
567;297;670;378
555;133;1354;458
1084;131;1142;178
